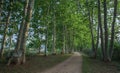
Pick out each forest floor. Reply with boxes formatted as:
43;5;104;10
0;54;71;73
82;55;120;73
41;52;82;73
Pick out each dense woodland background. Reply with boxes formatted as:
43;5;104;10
0;0;120;66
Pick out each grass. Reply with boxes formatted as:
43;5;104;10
0;54;71;73
82;55;120;73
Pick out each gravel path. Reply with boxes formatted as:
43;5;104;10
40;52;82;73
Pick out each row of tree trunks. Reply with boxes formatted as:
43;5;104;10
97;0;118;61
10;0;29;65
7;0;34;65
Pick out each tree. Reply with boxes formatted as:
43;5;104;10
15;0;29;53
109;0;118;61
98;0;105;60
0;0;12;58
20;0;34;64
86;0;96;58
103;0;109;61
52;1;57;55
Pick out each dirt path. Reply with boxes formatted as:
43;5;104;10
40;52;82;73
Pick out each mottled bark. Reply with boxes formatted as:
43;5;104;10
15;0;29;51
7;0;29;65
20;0;34;64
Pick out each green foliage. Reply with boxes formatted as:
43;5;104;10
1;0;120;62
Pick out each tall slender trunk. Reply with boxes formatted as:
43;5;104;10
67;30;70;53
7;0;29;65
45;4;50;56
72;28;74;53
45;23;49;56
109;0;118;61
96;24;99;53
103;0;108;61
62;25;65;54
45;26;48;56
52;9;56;55
15;0;29;51
65;25;68;53
20;0;34;64
87;1;96;58
98;0;105;60
0;11;11;58
91;8;96;58
69;30;72;53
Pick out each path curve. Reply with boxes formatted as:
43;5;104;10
40;52;82;73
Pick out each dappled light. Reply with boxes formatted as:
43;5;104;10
0;0;120;73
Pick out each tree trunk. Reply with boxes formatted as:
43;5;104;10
45;23;49;56
15;0;29;51
44;4;50;56
7;0;29;65
87;1;96;58
98;0;105;60
0;11;11;58
69;29;72;53
91;8;96;58
72;28;74;53
20;0;34;64
52;10;56;55
103;0;108;61
109;0;118;61
96;24;99;54
65;25;68;53
62;25;65;54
